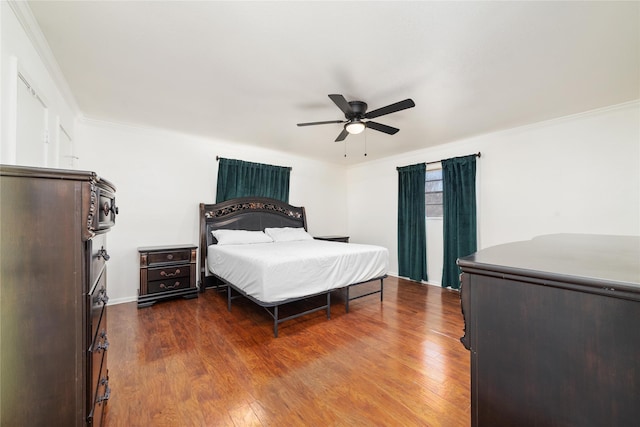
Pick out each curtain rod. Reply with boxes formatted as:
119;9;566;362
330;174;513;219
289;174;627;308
218;153;480;167
216;156;292;171
426;152;481;166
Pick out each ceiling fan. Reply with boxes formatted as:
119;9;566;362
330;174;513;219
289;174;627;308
297;94;416;142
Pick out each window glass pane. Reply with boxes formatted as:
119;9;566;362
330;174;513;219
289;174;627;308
426;192;443;205
426;204;443;217
425;168;443;218
425;180;443;192
426;170;442;181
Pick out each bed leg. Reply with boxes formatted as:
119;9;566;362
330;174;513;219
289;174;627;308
227;285;232;312
380;278;384;301
327;292;331;319
345;286;350;313
274;306;279;338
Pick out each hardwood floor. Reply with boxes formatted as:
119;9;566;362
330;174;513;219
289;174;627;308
105;277;471;426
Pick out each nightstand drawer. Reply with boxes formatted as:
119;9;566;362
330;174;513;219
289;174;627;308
147;249;191;265
148;265;189;281
147;278;190;294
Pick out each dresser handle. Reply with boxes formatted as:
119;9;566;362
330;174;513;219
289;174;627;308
102;202;119;216
97;379;111;403
93;288;109;305
99;291;109;305
95;336;109;352
160;281;182;290
98;247;110;261
160;269;180;277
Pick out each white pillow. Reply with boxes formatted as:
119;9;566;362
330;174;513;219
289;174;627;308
264;227;314;242
211;229;273;245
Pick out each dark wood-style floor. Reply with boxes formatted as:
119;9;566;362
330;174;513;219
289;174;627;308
105;276;471;426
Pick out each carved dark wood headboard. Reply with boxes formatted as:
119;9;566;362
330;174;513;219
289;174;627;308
198;197;307;289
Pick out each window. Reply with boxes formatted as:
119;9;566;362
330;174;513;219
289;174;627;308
425;168;443;218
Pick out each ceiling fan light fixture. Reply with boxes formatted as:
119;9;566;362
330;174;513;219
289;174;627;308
297;94;414;144
345;120;366;134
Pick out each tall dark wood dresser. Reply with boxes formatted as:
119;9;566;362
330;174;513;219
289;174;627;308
459;234;640;427
0;165;118;426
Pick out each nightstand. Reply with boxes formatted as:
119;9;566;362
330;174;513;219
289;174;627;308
314;235;350;243
138;244;198;308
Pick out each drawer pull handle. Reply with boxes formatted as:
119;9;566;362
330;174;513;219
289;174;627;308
99;291;109;305
97;379;111;403
166;254;174;260
95;336;109;352
102;202;119;216
98;247;110;261
160;269;180;277
160;281;182;290
93;288;109;305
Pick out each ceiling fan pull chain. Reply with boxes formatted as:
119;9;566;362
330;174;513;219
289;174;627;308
364;129;368;157
297;94;415;149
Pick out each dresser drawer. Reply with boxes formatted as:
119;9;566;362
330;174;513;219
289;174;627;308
89;234;108;291
90;271;108;347
89;305;109;357
88;353;109;427
147;265;189;281
147;278;191;294
96;186;117;232
88;313;109;427
90;330;108;397
147;249;191;266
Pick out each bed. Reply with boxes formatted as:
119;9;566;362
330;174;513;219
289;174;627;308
199;197;388;336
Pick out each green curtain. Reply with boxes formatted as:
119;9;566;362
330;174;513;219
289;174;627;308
216;158;291;203
441;155;477;289
397;163;427;282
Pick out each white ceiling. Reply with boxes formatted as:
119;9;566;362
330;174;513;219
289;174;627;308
27;1;639;164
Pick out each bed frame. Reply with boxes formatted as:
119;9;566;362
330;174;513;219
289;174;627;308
199;196;385;337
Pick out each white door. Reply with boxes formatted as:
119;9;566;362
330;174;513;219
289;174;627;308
58;125;75;169
16;75;48;167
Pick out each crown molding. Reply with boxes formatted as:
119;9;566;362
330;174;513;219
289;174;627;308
7;0;80;115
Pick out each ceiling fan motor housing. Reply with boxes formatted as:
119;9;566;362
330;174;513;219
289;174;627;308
296;94;415;142
346;101;368;120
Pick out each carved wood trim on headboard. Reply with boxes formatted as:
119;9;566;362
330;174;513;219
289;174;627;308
203;200;304;221
198;197;307;290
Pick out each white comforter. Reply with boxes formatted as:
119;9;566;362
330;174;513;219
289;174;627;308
207;240;388;303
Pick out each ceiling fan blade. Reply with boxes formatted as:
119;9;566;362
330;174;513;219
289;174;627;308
365;99;415;119
366;121;400;135
297;120;344;127
328;94;354;116
335;128;349;142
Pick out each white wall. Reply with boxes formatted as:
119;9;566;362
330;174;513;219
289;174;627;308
1;1;78;166
5;0;639;298
2;0;349;304
347;101;640;282
76;119;349;303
